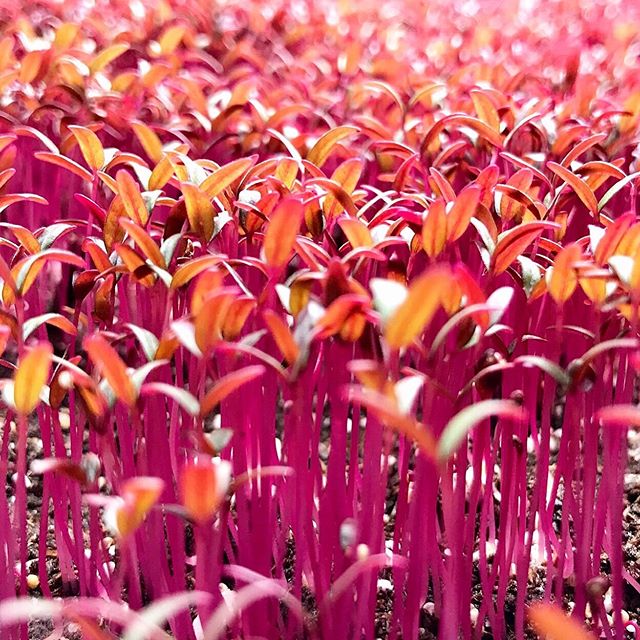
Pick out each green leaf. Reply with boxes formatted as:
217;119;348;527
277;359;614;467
514;355;570;387
438;400;525;461
160;233;182;266
126;323;159;362
140;382;200;416
598;171;640;212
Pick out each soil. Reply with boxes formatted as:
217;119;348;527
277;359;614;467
5;413;640;640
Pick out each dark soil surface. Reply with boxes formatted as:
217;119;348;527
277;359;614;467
6;412;640;639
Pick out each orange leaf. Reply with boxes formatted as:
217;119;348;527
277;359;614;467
0;193;48;216
89;43;129;74
200;157;256;200
324;158;363;218
475;164;501;208
594;213;635;265
546;243;583;304
597;404;640;427
34;152;93;182
348;387;436;458
157;24;187;55
84;238;113;272
579;276;608;305
616;222;640;257
22;313;77;340
528;602;595;640
93;274;115;324
338;217;373;248
339;311;367;341
274;157;299;189
428;168;456;202
0;36;14;69
560;133;607;169
12;249;84;299
58;60;84;87
315;294;369;339
385;266;452;350
13;343;52;415
422;199;447;258
190;269;224;315
500;168;534;218
131;121;163;164
179;459;230;524
422;114;503;156
447;185;481;242
155;331;180;361
289;280;312;316
103;197;126;252
496;183;543;220
307;126;359;167
119;218;165;268
69;125;104;172
193;289;236;353
491;221;559;275
578;161;626;187
98;171;118;194
149;155;175;191
53;23;79;50
263;198;303;269
222;296;256;340
3;223;40;254
182;182;215;242
114;244;154;286
263;310;299;365
84;335;137;407
200;365;265;417
19;51;43;84
471;89;500;132
116;170;148;226
307;177;358;216
0;136;16;155
115;476;164;537
172;255;226;289
548;161;598;216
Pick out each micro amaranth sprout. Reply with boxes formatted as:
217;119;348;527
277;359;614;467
0;1;639;639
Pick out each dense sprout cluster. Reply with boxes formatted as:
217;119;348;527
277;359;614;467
1;0;640;638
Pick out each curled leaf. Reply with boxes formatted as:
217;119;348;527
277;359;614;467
307;126;359;167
